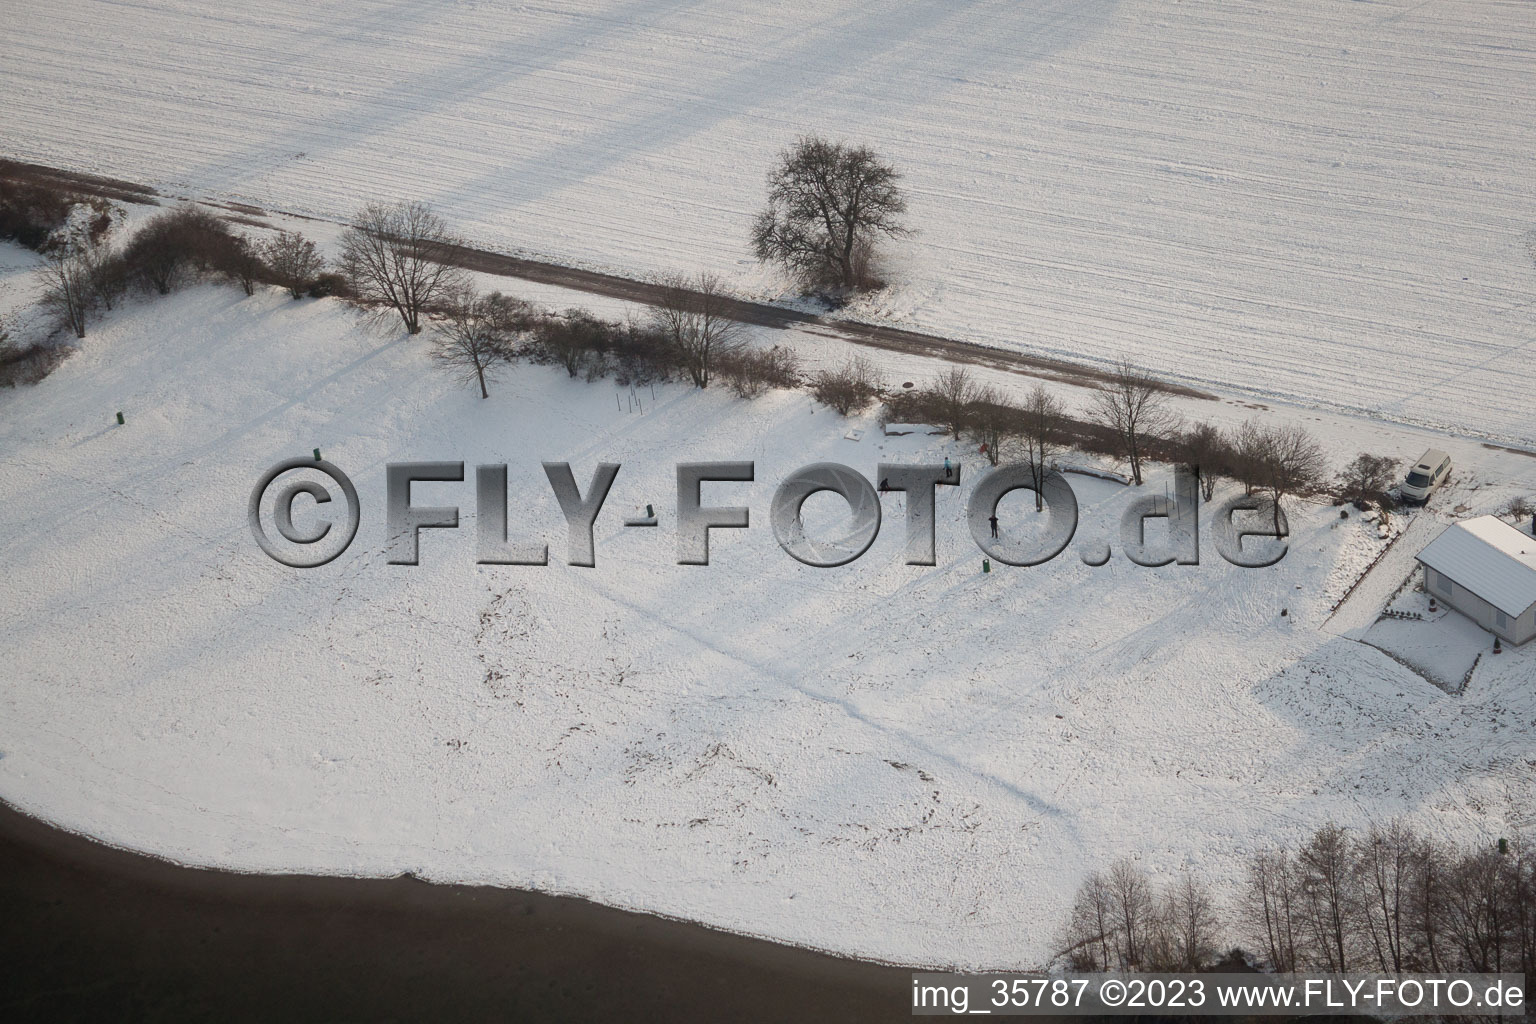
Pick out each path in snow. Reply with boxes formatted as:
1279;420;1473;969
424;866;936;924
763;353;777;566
1324;512;1446;639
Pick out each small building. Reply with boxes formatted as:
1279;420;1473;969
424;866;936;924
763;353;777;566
1416;515;1536;646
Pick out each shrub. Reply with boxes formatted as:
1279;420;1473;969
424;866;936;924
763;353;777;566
1338;452;1400;505
307;271;353;300
530;309;610;378
810;354;880;415
0;175;78;250
260;230;324;299
718;345;801;399
0;338;69;387
121;206;241;295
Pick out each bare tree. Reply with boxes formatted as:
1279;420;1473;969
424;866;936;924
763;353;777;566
41;246;93;339
1298;824;1358;971
811;354;881;415
751;136;908;293
1355;819;1418;973
1007;384;1067;510
432;286;528;399
1339;453;1400;507
1155;870;1223;970
1408;833;1450;972
261;230;323;300
1250;422;1328;534
1241;848;1303;971
967;386;1015;466
1107;859;1156;970
648;272;745;388
339;201;463;334
1228;420;1267;496
225;235;264;297
1092;358;1178;486
1182;421;1228;502
1443;848;1517;973
928;366;978;440
1060;871;1119;971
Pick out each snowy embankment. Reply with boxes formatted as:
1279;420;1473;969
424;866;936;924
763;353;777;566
4;0;1536;444
2;282;1533;968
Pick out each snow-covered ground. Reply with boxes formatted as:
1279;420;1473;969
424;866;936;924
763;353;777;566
3;263;1535;966
5;0;1536;444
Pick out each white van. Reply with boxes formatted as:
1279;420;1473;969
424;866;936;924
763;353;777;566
1400;448;1451;504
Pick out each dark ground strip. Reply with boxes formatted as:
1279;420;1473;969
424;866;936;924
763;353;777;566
0;158;1215;399
0;799;921;1023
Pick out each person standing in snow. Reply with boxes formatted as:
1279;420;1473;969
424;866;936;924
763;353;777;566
989;513;999;539
943;457;952;480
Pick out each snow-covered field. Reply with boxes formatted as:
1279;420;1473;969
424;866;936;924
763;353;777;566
5;0;1536;444
4;0;1536;969
2;266;1534;966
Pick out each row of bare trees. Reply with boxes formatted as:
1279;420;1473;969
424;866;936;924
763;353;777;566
1060;861;1224;972
16;194;1382;532
878;363;1332;528
1057;824;1535;977
1243;823;1535;974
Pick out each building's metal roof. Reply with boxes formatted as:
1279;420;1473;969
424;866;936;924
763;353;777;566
1415;515;1536;618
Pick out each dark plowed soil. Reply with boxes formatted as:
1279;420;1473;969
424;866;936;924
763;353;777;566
0;799;918;1023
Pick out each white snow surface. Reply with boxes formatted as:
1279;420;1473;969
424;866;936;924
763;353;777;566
3;281;1535;968
5;0;1536;443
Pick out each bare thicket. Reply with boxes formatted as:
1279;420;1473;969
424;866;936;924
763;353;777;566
648;272;745;388
810;354;881;415
1091;358;1179;485
431;286;529;399
123;206;239;295
261;230;324;299
1339;452;1401;506
1507;496;1536;534
536;309;610;378
339;200;463;334
928;366;978;440
751;136;908;293
718;345;801;399
0;170;114;251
